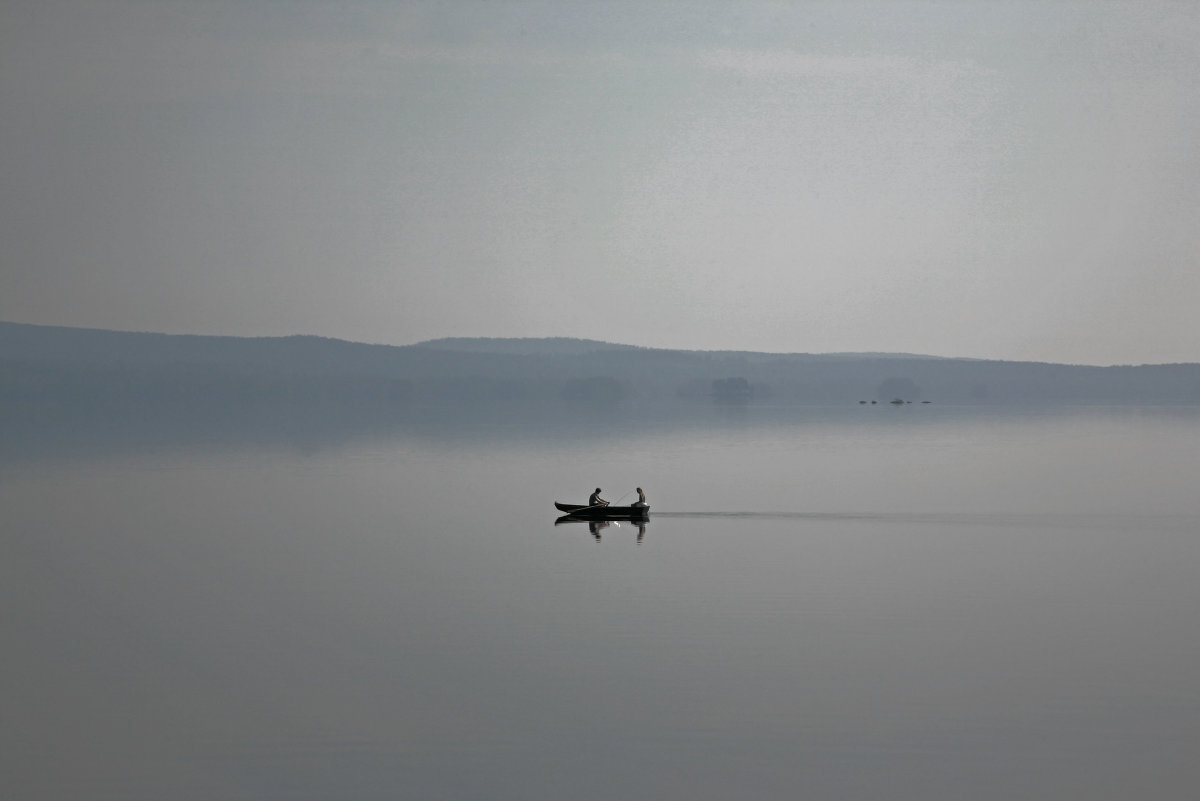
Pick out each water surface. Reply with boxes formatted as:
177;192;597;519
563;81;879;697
4;404;1199;799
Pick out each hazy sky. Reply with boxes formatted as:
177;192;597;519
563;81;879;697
3;1;1198;364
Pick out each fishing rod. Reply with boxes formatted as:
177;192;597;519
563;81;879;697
610;490;636;505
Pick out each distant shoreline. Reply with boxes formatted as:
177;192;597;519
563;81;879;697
3;322;1198;412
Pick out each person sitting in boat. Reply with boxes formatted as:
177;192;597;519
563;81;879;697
632;487;648;508
588;487;609;507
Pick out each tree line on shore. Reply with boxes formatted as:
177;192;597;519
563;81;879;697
3;322;1199;418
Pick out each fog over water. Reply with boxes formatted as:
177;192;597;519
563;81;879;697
4;404;1199;800
6;2;1200;792
5;2;1198;791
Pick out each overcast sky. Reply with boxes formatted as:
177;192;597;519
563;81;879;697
2;1;1198;364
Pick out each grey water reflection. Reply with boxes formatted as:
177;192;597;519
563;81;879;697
555;515;649;543
4;404;1200;800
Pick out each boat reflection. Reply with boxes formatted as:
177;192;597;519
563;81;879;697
554;515;648;543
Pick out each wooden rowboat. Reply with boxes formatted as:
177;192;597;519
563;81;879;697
554;501;650;519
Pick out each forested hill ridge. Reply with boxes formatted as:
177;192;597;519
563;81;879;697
2;321;1199;408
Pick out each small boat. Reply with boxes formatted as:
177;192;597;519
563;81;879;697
554;501;650;519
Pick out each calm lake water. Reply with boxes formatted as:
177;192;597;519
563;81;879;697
4;404;1200;800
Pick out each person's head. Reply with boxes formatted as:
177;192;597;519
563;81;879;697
636;487;643;493
595;487;602;493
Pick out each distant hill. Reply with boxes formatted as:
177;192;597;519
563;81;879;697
0;320;367;369
820;351;962;361
2;321;1199;410
414;337;645;356
416;339;963;361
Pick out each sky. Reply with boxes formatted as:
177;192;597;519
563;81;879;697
2;1;1198;365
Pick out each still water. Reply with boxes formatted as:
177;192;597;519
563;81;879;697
4;404;1200;800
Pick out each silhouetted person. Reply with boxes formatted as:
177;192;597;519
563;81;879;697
632;487;648;508
589;487;608;507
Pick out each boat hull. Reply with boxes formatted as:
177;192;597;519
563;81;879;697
554;501;650;519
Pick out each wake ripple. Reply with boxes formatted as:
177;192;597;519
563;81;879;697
649;511;1149;528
